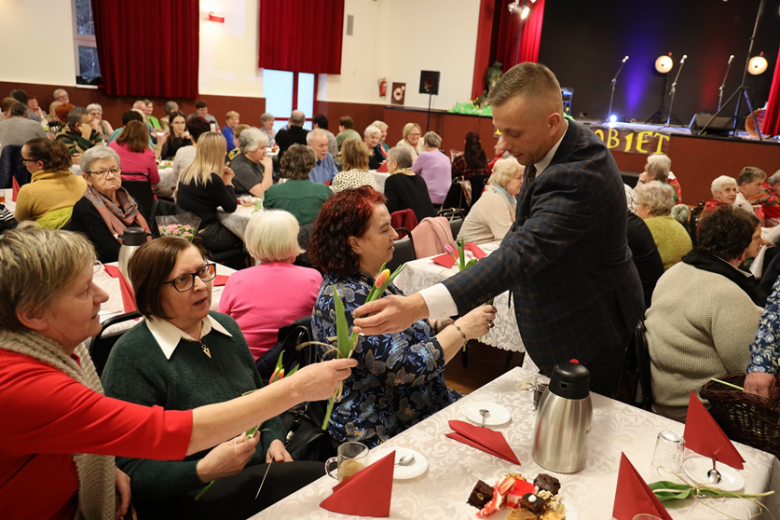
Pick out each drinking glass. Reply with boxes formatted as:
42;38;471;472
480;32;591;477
650;430;685;476
325;442;370;482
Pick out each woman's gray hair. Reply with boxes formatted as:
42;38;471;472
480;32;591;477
364;125;381;138
238;127;268;153
636;180;675;217
260;113;275;123
644;154;671;183
488;157;523;188
164;101;179;115
81;145;121;174
86;103;103;114
711;175;737;195
0;227;96;332
768;170;780;187
423;131;442;148
388;147;413;170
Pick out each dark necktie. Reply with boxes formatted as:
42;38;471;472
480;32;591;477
525;164;538;184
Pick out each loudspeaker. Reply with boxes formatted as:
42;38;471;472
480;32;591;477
419;71;440;95
689;113;734;137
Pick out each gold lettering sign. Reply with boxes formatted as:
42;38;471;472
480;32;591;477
588;125;671;155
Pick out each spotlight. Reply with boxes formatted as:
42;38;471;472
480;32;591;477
521;5;531;19
508;1;521;14
655;53;673;74
609;115;618;123
748;52;768;75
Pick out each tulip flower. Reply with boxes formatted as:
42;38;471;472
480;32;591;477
444;243;456;256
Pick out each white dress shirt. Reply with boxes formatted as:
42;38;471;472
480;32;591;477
146;314;233;360
733;192;756;215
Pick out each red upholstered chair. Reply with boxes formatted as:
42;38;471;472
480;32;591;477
390;209;418;235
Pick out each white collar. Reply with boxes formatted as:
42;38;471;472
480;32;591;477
534;120;569;176
146;314;232;360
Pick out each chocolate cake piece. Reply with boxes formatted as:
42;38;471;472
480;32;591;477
533;473;561;495
518;493;547;515
467;480;495;509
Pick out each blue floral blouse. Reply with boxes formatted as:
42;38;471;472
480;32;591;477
748;278;780;376
312;272;461;448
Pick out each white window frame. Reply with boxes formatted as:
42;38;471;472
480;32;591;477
71;0;98;81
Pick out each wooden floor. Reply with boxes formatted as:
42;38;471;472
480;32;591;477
444;340;526;395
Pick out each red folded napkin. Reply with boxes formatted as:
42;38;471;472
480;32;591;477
432;253;457;268
377;162;389;173
320;450;394;517
118;272;137;313
612;453;673;520
12;176;20;202
445;420;520;465
104;265;120;278
465;242;487;259
684;391;745;469
213;274;229;286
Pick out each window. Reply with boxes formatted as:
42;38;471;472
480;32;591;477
72;0;101;83
262;70;317;131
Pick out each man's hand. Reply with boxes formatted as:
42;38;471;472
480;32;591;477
352;294;429;335
114;467;131;519
743;372;775;398
266;439;293;462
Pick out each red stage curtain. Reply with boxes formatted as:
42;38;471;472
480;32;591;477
258;0;345;74
517;0;546;64
472;0;496;100
91;0;199;98
492;2;522;73
763;43;780;136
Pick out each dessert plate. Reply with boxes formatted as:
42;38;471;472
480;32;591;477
372;447;428;480
464;401;512;428
480;478;579;520
683;456;745;492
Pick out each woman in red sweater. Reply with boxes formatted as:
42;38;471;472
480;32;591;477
0;227;355;520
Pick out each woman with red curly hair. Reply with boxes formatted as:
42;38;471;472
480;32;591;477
308;186;496;447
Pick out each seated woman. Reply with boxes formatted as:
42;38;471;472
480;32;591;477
640;154;680;203
264;144;332;225
230;127;273;197
364;124;385;170
176;132;243;256
458;158;524;244
646;206;764;422
108;120;161;188
14;138;86;228
0;227;355;520
372;120;390;159
160;110;193;160
331;139;380;193
172;116;211;186
634;181;692;271
702;175;739;217
86;103;114;142
395;122;424;162
451;131;488;179
219;211;323;360
309;187;496;447
412;131;452;206
384;147;435;222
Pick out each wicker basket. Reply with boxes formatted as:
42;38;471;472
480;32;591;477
700;373;780;459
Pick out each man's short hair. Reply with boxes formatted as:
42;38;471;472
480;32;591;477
1;97;16;113
9;102;29;118
290;111;305;125
737;166;766;186
10;89;28;105
307;128;329;145
339;116;354;129
68;107;87;126
487;62;563;112
121;110;144;126
53;88;67;100
195;100;208;109
313;114;329;130
132;100;146;110
186;116;212;142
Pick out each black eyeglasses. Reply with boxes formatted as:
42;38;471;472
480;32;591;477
163;263;217;292
87;168;121;177
20;157;37;164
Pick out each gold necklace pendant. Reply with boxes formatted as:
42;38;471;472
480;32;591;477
200;342;212;358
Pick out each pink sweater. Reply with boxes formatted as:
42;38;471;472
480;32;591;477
109;141;160;185
218;262;323;360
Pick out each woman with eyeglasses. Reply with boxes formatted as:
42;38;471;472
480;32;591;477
14;137;86;229
68;146;151;263
395;122;424;163
102;237;329;519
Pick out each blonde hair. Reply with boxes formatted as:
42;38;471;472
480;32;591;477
244;210;303;262
0;227;96;332
402;123;421;140
489;157;524;188
225;111;240;120
635;180;675;217
341;139;370;171
180;132;227;187
372;120;388;132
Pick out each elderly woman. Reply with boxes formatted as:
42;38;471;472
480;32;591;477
703;175;739;216
452;131;489;179
413;131;453;205
160;110;193;160
102;237;341;519
372;120;390;158
69;146;151;263
109;120;161;187
309;187;495;447
396;122;423;162
27;95;48;122
15;138;86;228
646;206;764;422
384;147;435;222
219;211;323;360
86;103;114;141
635;181;692;270
264;144;332;225
0;228;354;520
229;127;273;197
260;112;276;147
364;124;385;170
640;154;681;203
177;132;242;256
331;139;380;193
458;157;524;244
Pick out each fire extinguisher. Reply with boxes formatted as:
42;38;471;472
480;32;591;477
378;78;387;97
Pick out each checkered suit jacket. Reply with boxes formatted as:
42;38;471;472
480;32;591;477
442;121;644;375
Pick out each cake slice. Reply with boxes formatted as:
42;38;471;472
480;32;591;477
467;480;495;509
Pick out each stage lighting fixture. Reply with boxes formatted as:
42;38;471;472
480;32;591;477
508;1;521;14
655;54;673;74
748;53;768;75
609;115;618;123
521;5;531;19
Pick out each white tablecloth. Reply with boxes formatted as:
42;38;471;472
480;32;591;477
372;171;390;193
217;204;258;240
250;367;779;520
393;241;526;355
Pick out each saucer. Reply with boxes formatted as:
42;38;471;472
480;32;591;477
683;455;745;492
372;447;427;480
464;401;512;428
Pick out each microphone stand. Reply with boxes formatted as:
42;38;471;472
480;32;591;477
607;56;628;122
666;55;687;127
718;55;734;112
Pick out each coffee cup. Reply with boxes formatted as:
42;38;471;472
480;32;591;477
325;442;370;482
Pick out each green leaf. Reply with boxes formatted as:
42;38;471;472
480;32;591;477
333;287;350;359
648;481;692;503
287;364;299;377
464;258;478;269
378;264;406;295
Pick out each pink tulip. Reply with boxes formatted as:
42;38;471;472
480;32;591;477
444;244;456;255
